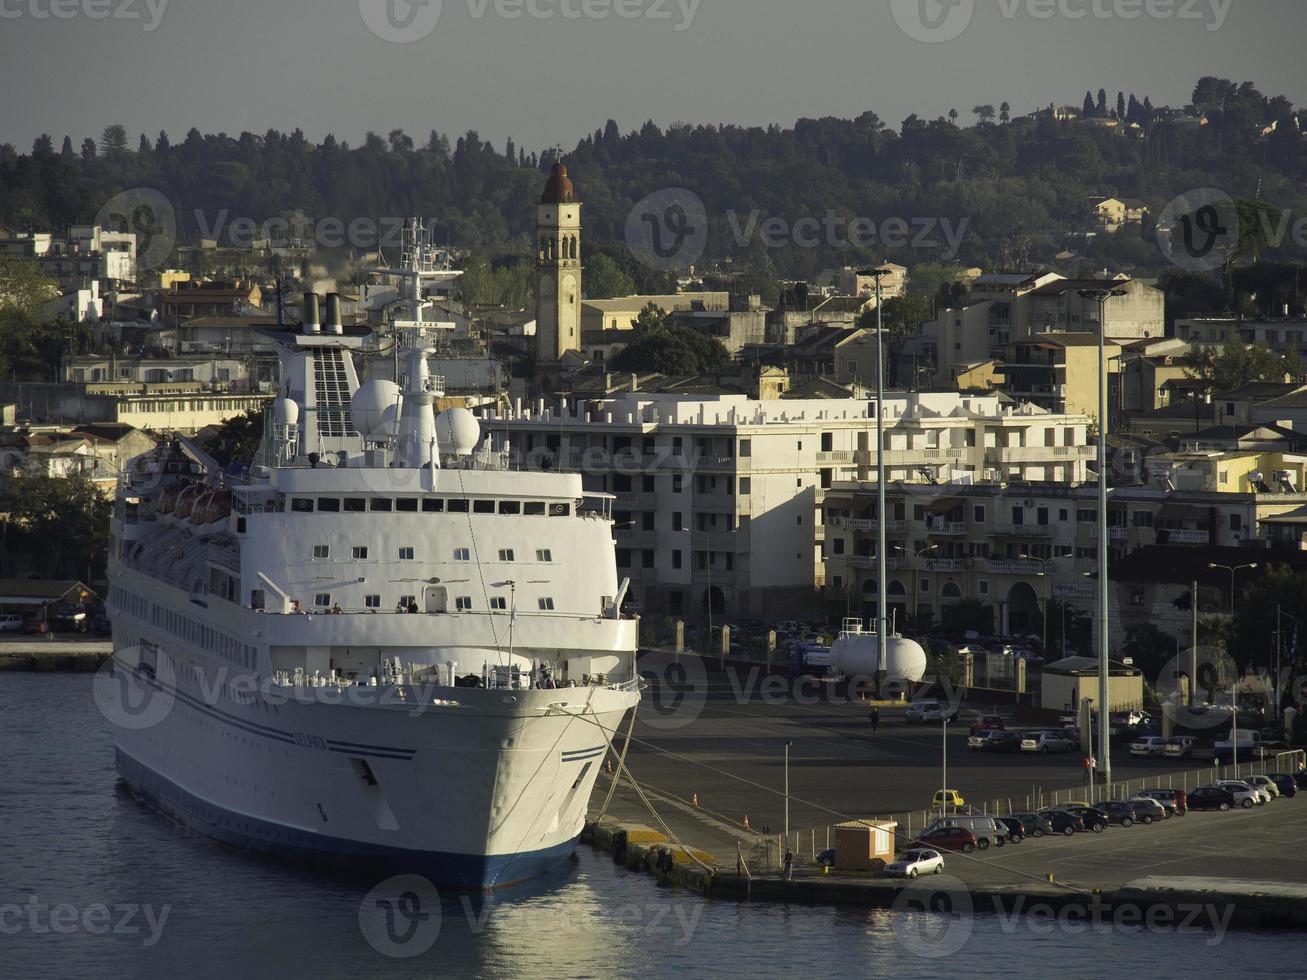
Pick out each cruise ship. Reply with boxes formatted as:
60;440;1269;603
105;227;641;890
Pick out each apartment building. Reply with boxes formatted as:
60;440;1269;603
483;392;1092;617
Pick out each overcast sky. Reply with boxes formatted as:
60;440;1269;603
2;0;1305;152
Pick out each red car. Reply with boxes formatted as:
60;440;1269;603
915;827;978;854
970;715;1005;736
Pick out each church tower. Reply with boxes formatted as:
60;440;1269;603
535;163;582;364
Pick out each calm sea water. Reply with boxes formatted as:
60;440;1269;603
0;672;1300;980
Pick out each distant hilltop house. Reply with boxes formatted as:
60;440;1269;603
1086;196;1149;233
1029;104;1082;122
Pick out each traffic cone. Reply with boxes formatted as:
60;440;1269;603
692;793;699;807
606;759;614;775
743;814;750;830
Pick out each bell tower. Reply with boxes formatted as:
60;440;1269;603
535;163;582;364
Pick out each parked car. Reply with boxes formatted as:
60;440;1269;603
967;730;1005;751
1135;788;1187;815
1008;812;1054;838
0;614;24;632
886;849;946;878
1129;736;1169;759
1214;731;1263;764
969;715;1005;736
1186;786;1237;811
1054;805;1109;832
1212;781;1262;808
1093;801;1140;827
915;827;978;853
997;817;1025;843
1163;736;1197;760
1269;774;1299;798
50;604;88;632
907;700;957;724
1036;808;1086;836
1021;731;1074;754
931;789;967;810
979;731;1025;754
1125;797;1167;823
1294;771;1307;790
1245;775;1281;799
922;815;1009;849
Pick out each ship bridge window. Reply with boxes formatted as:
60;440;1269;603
422;499;445;513
352;547;369;560
524;502;546;516
453;548;471;562
291;498;314;513
549;504;570;517
315;594;331;607
398;547;415;561
396;498;419;513
448;499;470;514
370;498;393;513
537;549;553;562
365;595;381;608
490;597;507;611
318;498;341;512
455;596;473;611
498;501;522;515
473;500;495;515
313;545;330;559
344;498;366;513
498;549;515;562
538;598;556;611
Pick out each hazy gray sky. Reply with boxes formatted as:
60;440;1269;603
2;0;1304;152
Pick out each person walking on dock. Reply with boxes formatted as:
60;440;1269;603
1082;753;1094;783
783;849;794;881
869;708;880;734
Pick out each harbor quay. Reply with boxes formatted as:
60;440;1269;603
585;651;1307;932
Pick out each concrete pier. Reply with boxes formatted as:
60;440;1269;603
0;639;111;672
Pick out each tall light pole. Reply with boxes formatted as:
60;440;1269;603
871;268;894;681
1275;608;1298;731
897;542;938;632
940;716;949;815
784;739;793;841
1208;562;1258;617
1079;285;1126;789
1020;554;1071;655
683;529;715;657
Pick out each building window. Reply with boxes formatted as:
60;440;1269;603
673;550;683;570
352;546;369;560
978;581;989;596
739;477;751;496
672;475;683;493
536;549;553;562
642;512;656;531
365;595;381;608
538;598;556;611
616;549;631;567
833;538;845;555
739;439;751;458
499;549;515;562
642;549;655;569
673;512;683;531
490;597;507;611
1230;513;1243;532
313;545;330;559
454;548;471;562
314;594;331;607
398;547;415;561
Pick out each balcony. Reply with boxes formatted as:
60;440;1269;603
1161;528;1211;545
843;518;875;532
1089;527;1128;541
847;555;909;571
986;446;1093;465
925;521;968;536
817;451;856;466
993;524;1054;539
985;559;1048;575
926;558;971;572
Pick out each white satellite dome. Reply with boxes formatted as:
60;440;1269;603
350;380;401;442
437;408;481;456
273;397;300;427
884;637;928;683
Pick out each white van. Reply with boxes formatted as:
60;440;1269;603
922;815;1009;849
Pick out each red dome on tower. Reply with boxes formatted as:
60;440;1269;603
540;163;577;204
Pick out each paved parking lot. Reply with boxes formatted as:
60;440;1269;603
610;654;1306;888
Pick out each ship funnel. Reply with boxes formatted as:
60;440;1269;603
302;293;321;334
325;293;343;335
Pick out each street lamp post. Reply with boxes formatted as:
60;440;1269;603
871;268;895;685
1275;608;1298;730
941;716;949;815
1019;554;1071;656
683;529;715;658
898;543;938;633
1079;285;1127;789
1208;562;1258;617
784;739;793;841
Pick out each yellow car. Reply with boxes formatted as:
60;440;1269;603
932;789;966;809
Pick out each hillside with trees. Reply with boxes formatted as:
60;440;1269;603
3;77;1304;293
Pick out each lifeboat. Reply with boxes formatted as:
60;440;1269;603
174;485;202;520
190;491;215;525
202;490;232;525
155;482;182;515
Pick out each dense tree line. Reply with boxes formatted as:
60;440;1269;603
2;77;1304;285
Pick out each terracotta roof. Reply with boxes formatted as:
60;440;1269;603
541;163;577;204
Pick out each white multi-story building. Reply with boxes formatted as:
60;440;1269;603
483;392;1093;616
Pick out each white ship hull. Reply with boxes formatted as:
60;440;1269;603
112;655;637;890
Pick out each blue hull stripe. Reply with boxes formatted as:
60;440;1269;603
116;749;579;892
